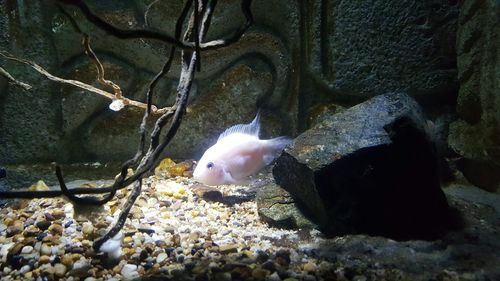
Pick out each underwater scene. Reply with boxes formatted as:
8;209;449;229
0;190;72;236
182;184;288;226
0;0;499;280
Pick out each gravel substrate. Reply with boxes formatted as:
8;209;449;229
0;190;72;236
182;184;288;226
0;173;499;281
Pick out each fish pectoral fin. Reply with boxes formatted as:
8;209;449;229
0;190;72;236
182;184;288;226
263;154;275;165
223;169;237;183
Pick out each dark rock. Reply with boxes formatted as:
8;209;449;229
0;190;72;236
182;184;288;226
36;232;48;241
36;220;51;231
255;251;269;264
138;228;155;235
274;250;291;267
8;255;26;270
144;261;154;270
273;93;451;239
0;167;6;178
155;240;167;248
44;213;56;221
165;247;176;256
64;220;73;228
190;184;223;202
256;182;316;229
448;0;500;192
261;260;277;272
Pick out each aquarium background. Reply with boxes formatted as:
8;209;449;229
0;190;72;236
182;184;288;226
1;1;472;165
1;1;500;281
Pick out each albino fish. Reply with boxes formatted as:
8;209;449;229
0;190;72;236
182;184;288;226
193;111;291;186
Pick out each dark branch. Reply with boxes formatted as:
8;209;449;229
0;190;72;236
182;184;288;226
56;0;253;51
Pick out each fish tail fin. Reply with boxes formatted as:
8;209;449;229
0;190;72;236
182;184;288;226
263;136;293;165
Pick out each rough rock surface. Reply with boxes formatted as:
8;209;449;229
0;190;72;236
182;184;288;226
256;181;316;230
300;0;459;106
274;93;451;239
448;0;500;192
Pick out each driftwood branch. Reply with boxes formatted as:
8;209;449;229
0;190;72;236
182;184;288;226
0;51;180;114
0;66;32;90
58;6;123;99
93;0;212;251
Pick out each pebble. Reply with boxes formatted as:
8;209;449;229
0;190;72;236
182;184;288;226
214;271;232;281
82;222;94;236
51;210;66;220
219;243;239;254
40;243;51;256
20;245;33;254
121;264;140;280
39;255;51;264
275;250;291;267
61;254;73;267
6;225;22;237
156;252;168;264
36;220;51;231
164;226;176;234
54;263;67;278
19;265;31;274
268;272;282;281
48;224;64;235
252;268;271;279
36;232;48;241
23;225;39;237
303;261;317;273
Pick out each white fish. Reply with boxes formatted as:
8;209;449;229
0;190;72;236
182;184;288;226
193;111;291;186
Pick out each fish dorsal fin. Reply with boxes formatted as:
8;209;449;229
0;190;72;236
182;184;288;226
217;110;261;142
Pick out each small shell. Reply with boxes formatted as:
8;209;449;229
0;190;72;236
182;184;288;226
109;99;125;111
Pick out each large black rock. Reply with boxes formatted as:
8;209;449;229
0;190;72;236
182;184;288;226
273;93;451;239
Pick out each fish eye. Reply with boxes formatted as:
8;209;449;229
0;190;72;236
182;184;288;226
206;162;214;169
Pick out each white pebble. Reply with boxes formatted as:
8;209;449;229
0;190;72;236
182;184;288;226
64;204;73;214
40;244;51;256
1;243;14;262
267;272;281;281
99;231;123;260
73;259;89;270
156;252;168;264
51;246;60;255
3;267;12;274
19;265;31;274
21;246;33;254
121;264;139;280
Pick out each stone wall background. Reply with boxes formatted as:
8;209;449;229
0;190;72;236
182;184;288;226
449;0;500;192
1;0;496;192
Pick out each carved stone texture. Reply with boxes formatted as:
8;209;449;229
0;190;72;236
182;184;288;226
0;0;461;167
0;2;61;164
56;0;297;161
448;0;500;192
273;93;451;239
302;0;459;102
